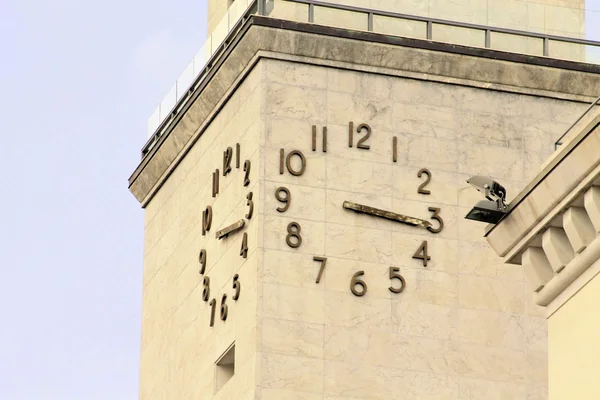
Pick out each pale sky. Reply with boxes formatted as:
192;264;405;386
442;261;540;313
1;1;600;399
0;0;207;398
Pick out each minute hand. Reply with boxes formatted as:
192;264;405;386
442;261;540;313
343;201;432;229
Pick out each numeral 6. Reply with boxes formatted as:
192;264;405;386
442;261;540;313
350;271;367;297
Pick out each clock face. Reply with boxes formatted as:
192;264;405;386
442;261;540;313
260;121;446;299
198;118;452;330
197;142;255;328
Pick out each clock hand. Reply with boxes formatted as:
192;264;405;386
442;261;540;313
343;201;432;229
215;219;245;239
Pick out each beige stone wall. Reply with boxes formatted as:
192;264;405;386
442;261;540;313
139;55;589;399
254;58;586;399
139;64;265;400
548;266;600;400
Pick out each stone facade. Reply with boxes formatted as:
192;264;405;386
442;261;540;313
138;49;594;397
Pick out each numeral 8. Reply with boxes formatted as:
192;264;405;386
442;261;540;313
286;222;302;248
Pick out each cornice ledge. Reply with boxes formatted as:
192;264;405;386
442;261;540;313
486;114;600;259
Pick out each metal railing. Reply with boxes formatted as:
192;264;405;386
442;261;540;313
554;95;600;149
142;0;600;158
141;0;258;156
292;0;600;54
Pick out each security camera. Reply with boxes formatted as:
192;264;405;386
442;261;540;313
464;176;508;224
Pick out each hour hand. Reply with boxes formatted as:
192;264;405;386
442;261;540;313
343;201;432;229
215;219;245;239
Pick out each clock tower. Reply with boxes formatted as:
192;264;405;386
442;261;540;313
130;1;600;399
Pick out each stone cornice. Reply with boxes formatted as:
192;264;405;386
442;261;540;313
128;16;600;206
486;110;600;308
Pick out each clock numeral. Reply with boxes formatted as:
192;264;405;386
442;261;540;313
313;256;327;284
202;277;211;302
240;232;248;258
286;222;302;248
392;136;398;163
245;192;254;219
348;121;372;150
199;249;207;275
220;294;228;321
350;271;367;296
311;125;327;152
209;298;216;327
212;169;219;197
223;147;233;176
243;160;251;186
232;274;240;301
275;187;291;212
413;240;431;267
236;143;241;169
202;206;212;235
426;207;443;233
417;168;432;195
279;149;306;176
389;267;406;294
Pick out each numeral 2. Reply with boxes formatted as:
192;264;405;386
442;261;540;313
417;168;431;195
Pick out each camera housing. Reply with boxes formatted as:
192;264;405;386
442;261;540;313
464;176;508;224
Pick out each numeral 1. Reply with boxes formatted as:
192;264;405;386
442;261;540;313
212;169;219;197
236;143;241;168
392;136;397;163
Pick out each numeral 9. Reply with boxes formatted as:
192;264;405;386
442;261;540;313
199;249;207;274
275;187;291;212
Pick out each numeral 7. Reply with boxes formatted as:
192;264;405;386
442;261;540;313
313;256;327;283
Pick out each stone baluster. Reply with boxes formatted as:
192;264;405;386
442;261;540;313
563;206;596;253
521;247;554;293
542;227;574;274
584;186;600;232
